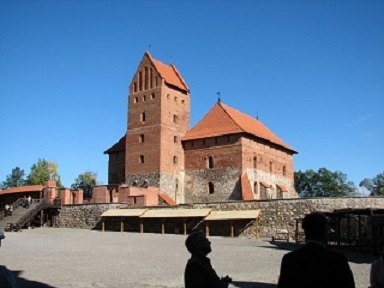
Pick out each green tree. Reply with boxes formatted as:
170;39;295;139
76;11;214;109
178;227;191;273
359;172;384;196
2;166;26;188
294;168;355;197
72;170;97;199
27;159;62;187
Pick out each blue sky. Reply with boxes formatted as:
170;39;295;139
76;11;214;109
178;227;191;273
1;0;383;189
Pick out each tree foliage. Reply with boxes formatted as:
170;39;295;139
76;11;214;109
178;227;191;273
27;159;62;187
2;167;26;188
359;172;384;196
294;168;355;197
71;170;97;199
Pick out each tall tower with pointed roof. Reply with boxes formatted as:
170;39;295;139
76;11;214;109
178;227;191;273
125;52;190;202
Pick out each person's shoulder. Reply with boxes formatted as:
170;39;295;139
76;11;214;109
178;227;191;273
324;248;348;261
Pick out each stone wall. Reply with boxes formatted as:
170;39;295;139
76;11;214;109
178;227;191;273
55;197;384;239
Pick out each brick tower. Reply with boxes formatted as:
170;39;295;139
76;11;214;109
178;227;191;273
125;52;190;203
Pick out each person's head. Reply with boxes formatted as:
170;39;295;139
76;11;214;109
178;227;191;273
302;212;328;242
185;230;212;256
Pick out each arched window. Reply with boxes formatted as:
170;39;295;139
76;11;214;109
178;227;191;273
151;93;155;100
139;134;144;143
253;157;257;169
139;155;145;163
208;182;214;194
141;112;146;122
207;156;214;169
173;156;178;164
139;71;143;91
144;66;148;90
143;95;146;102
253;181;258;194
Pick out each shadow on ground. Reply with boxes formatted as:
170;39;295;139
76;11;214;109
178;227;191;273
231;280;276;288
10;270;56;288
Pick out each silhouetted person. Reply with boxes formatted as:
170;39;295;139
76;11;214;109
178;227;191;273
184;230;231;288
370;239;384;288
0;228;18;287
277;212;355;288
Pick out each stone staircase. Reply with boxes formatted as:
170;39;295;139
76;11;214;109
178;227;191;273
0;198;47;231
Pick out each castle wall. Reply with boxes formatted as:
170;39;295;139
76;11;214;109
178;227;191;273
56;197;384;239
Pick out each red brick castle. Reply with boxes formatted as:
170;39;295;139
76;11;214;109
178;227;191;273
104;52;298;204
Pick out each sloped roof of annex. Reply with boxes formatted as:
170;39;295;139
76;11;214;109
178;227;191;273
182;101;297;154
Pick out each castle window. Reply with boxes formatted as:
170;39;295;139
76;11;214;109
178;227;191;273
133;82;137;93
174;136;177;143
173;156;178;164
253;157;257;169
134;97;138;103
167;94;170;100
143;95;146;101
254;181;258;194
207;156;214;169
151;93;155;100
144;66;148;90
181;99;185;105
139;155;145;163
269;161;273;173
139;134;144;143
174;96;177;102
140;112;146;122
283;165;286;176
139;71;143;91
173;114;177;123
208;182;214;194
150;68;153;88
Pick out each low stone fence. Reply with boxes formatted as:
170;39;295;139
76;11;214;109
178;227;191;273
55;197;384;238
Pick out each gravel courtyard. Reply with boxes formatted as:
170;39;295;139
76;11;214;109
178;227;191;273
0;228;375;288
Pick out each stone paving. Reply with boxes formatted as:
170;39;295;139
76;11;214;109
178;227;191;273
0;228;375;288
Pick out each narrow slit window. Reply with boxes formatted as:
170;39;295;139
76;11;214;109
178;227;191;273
208;182;214;194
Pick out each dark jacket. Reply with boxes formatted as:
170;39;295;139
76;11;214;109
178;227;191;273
277;242;355;288
184;254;228;288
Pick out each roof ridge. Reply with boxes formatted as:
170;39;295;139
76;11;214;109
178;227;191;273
218;102;245;132
170;64;189;91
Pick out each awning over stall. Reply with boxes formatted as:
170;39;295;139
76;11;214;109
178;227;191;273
139;208;211;218
205;209;261;221
101;209;148;217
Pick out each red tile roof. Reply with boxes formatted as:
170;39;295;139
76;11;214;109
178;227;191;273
241;174;254;201
0;185;44;195
104;135;126;154
158;194;177;206
146;52;189;92
182;102;296;153
276;184;288;192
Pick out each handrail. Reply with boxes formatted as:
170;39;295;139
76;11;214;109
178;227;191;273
15;198;48;229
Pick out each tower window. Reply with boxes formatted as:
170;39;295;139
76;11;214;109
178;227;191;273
269;161;273;173
253;157;257;169
143;95;146;101
174;96;177;102
174;136;177;143
173;114;177;123
139;71;143;91
167;94;170;100
173;156;178;164
140;112;146;122
283;165;286;176
144;66;148;90
151;93;155;100
208;182;214;194
207;156;214;169
181;99;185;105
254;181;258;194
139;134;144;143
134;82;137;93
150;68;153;89
139;155;145;163
134;97;138;103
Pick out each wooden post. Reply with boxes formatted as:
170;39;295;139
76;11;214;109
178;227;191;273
230;221;234;238
205;222;210;236
161;218;165;235
140;220;144;233
102;218;105;232
120;217;124;232
254;218;259;239
183;218;187;235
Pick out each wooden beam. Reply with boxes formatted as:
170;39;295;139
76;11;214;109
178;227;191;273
140;220;144;233
161;218;165;235
254;218;259;239
230;221;234;238
183;218;187;235
205;222;210;236
120;217;124;232
102;219;105;232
